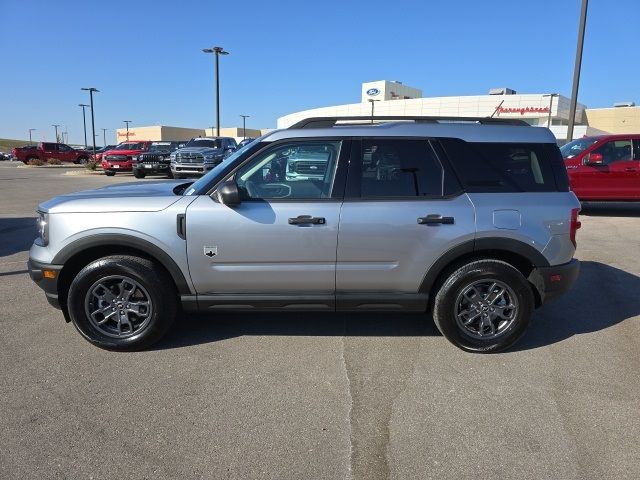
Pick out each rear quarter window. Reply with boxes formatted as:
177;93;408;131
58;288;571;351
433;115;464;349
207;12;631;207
439;139;568;193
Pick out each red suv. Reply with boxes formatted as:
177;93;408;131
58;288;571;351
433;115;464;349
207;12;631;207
101;141;152;176
561;134;640;201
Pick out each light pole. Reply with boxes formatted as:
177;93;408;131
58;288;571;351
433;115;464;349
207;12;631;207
202;46;229;137
240;114;249;139
567;0;588;142
63;127;68;144
28;128;36;143
368;99;380;124
52;124;60;142
542;94;558;128
123;120;132;141
101;128;108;146
81;87;99;160
79;104;89;148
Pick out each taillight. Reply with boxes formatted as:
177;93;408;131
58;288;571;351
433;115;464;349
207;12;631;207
570;207;581;248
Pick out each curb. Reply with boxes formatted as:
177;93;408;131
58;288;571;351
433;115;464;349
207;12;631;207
64;169;105;176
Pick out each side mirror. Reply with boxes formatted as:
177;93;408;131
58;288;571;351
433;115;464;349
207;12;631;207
586;152;603;165
217;180;240;206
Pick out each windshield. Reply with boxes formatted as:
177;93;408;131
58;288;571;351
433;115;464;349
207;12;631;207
559;137;599;158
185;138;222;149
183;139;265;196
114;142;147;151
149;143;172;152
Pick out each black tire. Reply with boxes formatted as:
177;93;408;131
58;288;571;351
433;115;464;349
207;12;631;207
133;169;146;179
167;170;174;179
25;156;38;164
431;259;534;353
173;173;183;179
105;170;116;176
75;156;88;165
67;255;177;350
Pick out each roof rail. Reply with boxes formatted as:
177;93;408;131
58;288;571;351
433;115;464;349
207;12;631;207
288;116;530;129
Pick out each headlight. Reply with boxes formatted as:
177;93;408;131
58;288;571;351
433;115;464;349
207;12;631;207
169;153;176;161
36;211;49;246
133;155;139;162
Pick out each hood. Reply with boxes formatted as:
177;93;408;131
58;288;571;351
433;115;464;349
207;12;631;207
177;146;223;155
104;149;147;156
40;180;193;213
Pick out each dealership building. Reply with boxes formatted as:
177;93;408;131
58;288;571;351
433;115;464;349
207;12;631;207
277;80;639;142
114;125;267;143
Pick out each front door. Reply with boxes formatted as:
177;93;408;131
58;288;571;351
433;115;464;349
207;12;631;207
574;139;636;199
336;138;476;309
185;139;348;307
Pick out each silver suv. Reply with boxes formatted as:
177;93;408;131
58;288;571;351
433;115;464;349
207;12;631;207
28;116;581;353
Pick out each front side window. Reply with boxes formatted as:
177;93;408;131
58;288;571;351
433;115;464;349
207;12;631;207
235;141;341;200
359;139;444;197
591;140;632;165
559;137;599;158
42;143;57;151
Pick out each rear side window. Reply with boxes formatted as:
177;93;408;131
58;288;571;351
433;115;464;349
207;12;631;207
358;139;444;198
440;139;567;192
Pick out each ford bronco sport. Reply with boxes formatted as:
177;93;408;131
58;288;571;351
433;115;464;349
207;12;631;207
28;116;581;353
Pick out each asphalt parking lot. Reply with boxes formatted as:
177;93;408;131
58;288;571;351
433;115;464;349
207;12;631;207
1;162;639;480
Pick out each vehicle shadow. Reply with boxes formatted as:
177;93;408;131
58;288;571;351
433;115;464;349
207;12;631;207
154;261;638;352
581;202;640;217
0;217;37;257
514;261;639;351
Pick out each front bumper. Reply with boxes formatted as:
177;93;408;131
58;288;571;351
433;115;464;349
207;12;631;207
171;163;217;175
101;161;133;171
27;258;63;309
134;163;170;174
528;259;580;305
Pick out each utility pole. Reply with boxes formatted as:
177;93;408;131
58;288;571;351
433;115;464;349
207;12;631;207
240;114;250;139
567;0;588;142
123;120;132;141
52;124;60;143
28;128;36;143
368;99;380;124
79;104;89;148
101;128;108;147
81;87;99;160
202;46;229;136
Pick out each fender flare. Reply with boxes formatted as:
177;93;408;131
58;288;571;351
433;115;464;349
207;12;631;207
52;234;192;295
418;237;550;294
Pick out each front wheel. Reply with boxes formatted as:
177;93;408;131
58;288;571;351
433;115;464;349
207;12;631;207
67;255;177;350
432;259;534;353
133;170;146;179
105;170;116;176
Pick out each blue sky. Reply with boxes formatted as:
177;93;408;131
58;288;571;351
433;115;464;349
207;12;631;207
1;0;638;144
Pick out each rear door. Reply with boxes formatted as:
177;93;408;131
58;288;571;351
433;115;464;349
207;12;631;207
41;143;58;160
57;144;75;162
336;138;475;310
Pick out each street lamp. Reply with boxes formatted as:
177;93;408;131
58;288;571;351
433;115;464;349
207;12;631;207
101;128;108;146
542;94;559;128
52;124;60;142
202;46;229;137
81;87;99;159
368;99;380;124
567;0;589;142
123;120;132;141
240;114;250;139
28;128;36;143
79;104;89;148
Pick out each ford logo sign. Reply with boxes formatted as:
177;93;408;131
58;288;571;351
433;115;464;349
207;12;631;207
366;88;380;96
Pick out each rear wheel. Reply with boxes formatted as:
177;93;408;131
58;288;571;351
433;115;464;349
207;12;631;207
75;156;88;165
432;259;534;353
67;255;177;350
105;170;116;176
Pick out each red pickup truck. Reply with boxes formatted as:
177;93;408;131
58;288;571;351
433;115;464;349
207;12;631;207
12;142;91;164
101;141;152;176
561;134;640;201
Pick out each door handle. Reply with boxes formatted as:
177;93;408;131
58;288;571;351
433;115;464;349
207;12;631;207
624;168;637;172
417;214;455;225
288;215;326;225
